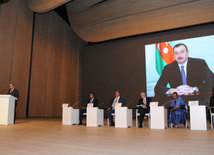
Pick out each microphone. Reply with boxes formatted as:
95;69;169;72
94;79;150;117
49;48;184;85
162;99;172;108
70;101;79;107
0;88;7;94
98;102;105;109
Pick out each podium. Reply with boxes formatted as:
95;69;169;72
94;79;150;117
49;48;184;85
190;105;207;130
0;95;17;125
115;107;132;128
86;107;104;127
62;104;79;125
150;106;167;129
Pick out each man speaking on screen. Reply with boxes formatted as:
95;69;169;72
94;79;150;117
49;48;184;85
155;43;214;96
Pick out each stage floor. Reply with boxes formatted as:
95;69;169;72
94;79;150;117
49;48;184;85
0;118;213;155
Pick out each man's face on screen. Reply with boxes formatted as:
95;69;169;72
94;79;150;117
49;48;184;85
173;45;189;64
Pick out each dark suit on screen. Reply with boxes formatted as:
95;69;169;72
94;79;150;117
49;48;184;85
8;88;19;123
79;98;99;124
155;57;214;96
107;97;126;124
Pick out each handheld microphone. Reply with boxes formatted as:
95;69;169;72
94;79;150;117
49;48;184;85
0;88;7;94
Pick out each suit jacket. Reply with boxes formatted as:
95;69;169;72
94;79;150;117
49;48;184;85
210;95;214;107
8;88;19;99
137;97;151;111
85;98;99;107
155;57;214;96
108;97;126;109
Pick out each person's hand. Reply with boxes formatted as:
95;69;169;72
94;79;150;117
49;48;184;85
143;105;146;109
177;85;199;95
107;107;110;111
168;85;199;96
173;106;179;110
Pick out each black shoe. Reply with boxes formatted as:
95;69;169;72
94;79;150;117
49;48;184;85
78;122;83;125
110;122;115;126
173;123;177;128
83;123;86;126
138;123;143;128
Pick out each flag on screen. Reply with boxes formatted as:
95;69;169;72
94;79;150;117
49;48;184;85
155;42;175;76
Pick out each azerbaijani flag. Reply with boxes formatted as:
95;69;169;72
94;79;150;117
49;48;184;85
155;42;175;76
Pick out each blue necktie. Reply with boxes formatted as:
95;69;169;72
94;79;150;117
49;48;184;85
181;65;187;85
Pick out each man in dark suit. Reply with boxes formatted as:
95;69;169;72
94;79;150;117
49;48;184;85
107;91;126;126
136;92;151;128
155;43;214;96
8;83;19;123
79;92;99;125
209;88;214;112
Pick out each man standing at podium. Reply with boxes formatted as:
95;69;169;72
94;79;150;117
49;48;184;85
107;91;126;126
8;83;19;123
79;92;99;125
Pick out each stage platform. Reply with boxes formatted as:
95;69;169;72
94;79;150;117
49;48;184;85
0;118;213;155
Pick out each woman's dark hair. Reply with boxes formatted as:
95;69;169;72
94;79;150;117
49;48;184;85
172;92;178;96
89;92;95;96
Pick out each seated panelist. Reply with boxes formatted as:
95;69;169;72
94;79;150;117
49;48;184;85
136;92;151;128
169;92;186;128
107;91;126;126
79;92;99;125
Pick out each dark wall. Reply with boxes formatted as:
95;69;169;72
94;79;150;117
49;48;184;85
80;23;214;108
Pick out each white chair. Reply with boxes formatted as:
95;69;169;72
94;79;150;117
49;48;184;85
209;107;214;129
135;102;158;127
107;103;122;126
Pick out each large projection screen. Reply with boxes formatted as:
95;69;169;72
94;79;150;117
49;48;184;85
145;35;214;104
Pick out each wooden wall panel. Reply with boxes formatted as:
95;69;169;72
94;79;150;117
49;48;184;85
0;0;33;117
29;11;81;117
29;0;71;13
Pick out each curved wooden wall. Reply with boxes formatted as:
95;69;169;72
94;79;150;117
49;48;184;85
29;0;71;13
28;0;214;42
66;0;214;42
